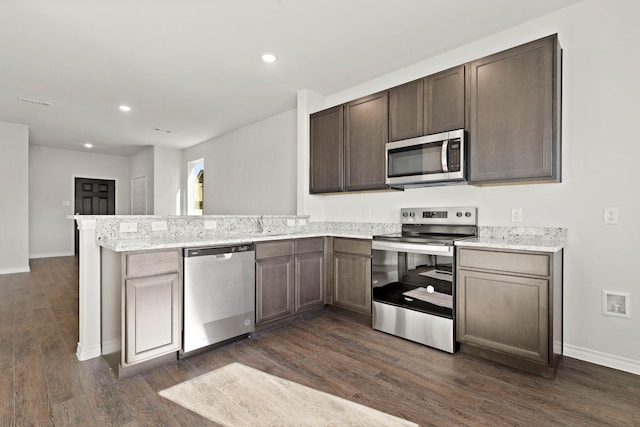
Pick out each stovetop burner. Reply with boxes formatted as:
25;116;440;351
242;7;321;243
374;207;478;245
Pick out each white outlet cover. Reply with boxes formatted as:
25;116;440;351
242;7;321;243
204;220;217;230
119;222;137;233
511;208;523;223
604;207;619;224
298;219;307;226
151;221;168;231
287;219;296;227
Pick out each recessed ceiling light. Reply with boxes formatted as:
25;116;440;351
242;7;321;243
119;105;131;112
84;143;93;148
261;53;276;63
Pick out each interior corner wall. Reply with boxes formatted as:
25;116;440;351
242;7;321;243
0;121;30;274
153;146;182;215
183;109;297;215
29;145;130;258
129;147;154;214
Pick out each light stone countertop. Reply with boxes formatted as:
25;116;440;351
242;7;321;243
455;237;565;253
98;230;378;252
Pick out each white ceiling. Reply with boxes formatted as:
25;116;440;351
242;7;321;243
0;0;580;156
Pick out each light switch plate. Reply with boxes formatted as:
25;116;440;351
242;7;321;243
204;220;217;230
286;219;296;227
298;219;307;226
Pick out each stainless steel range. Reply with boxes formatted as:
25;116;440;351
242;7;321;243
371;207;477;353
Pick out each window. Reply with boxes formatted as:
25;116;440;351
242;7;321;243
187;158;204;215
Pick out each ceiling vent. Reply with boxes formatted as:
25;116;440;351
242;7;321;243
19;97;51;107
154;128;172;133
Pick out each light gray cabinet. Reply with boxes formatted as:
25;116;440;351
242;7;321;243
256;238;325;325
468;34;561;184
332;238;372;315
100;248;182;376
456;247;563;377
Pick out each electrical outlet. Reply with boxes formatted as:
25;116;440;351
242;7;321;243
297;218;307;226
119;222;137;233
151;221;167;231
204;220;217;230
604;208;619;224
364;208;373;220
511;208;523;223
287;219;296;227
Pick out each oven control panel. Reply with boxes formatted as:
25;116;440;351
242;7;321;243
401;207;477;225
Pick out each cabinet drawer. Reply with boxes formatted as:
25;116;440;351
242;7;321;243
126;250;180;277
458;248;550;277
333;238;371;256
295;237;324;254
256;240;294;260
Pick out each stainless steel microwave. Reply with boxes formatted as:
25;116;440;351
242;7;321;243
385;129;466;187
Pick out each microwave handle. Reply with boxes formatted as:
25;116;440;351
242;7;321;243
441;140;449;173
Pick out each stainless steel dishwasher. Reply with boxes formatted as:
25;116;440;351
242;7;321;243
182;243;255;356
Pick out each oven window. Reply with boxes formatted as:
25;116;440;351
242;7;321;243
372;249;454;318
387;142;444;178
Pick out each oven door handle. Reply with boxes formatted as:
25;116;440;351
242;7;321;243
372;240;453;256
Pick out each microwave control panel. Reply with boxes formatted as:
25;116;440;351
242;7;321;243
448;141;461;172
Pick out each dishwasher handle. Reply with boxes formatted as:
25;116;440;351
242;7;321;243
183;243;255;258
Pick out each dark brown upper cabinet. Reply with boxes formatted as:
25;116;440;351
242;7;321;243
388;79;424;141
388;65;465;142
344;92;389;191
310;105;344;194
425;65;466;135
468;34;561;184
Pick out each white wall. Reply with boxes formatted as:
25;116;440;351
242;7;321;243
297;0;640;373
0;121;29;273
129;147;154;214
29;145;130;258
184;109;297;215
154;146;182;215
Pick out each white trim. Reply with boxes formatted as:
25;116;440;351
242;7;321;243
0;266;30;275
564;343;640;376
76;342;102;361
29;252;75;259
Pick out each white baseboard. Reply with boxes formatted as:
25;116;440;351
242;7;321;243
563;343;640;376
76;342;102;361
29;252;75;259
101;339;121;355
0;266;31;275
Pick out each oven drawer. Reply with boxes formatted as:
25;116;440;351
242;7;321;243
458;248;550;277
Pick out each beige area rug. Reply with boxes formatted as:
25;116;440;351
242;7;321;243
159;362;418;427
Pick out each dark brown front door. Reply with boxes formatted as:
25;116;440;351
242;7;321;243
74;178;116;254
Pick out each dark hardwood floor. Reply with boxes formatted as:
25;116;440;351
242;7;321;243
1;256;638;426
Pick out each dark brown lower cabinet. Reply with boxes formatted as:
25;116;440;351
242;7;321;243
456;247;563;377
332;238;372;315
256;238;325;325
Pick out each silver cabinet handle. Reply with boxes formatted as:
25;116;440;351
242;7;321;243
441;140;449;173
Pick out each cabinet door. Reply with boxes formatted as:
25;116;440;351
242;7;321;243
333;253;371;315
389;79;424;141
457;269;549;364
295;251;324;312
468;35;561;183
125;273;181;364
344;92;388;191
310;106;344;193
256;256;295;324
425;65;465;134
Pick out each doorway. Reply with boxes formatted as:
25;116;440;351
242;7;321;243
74;177;116;254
